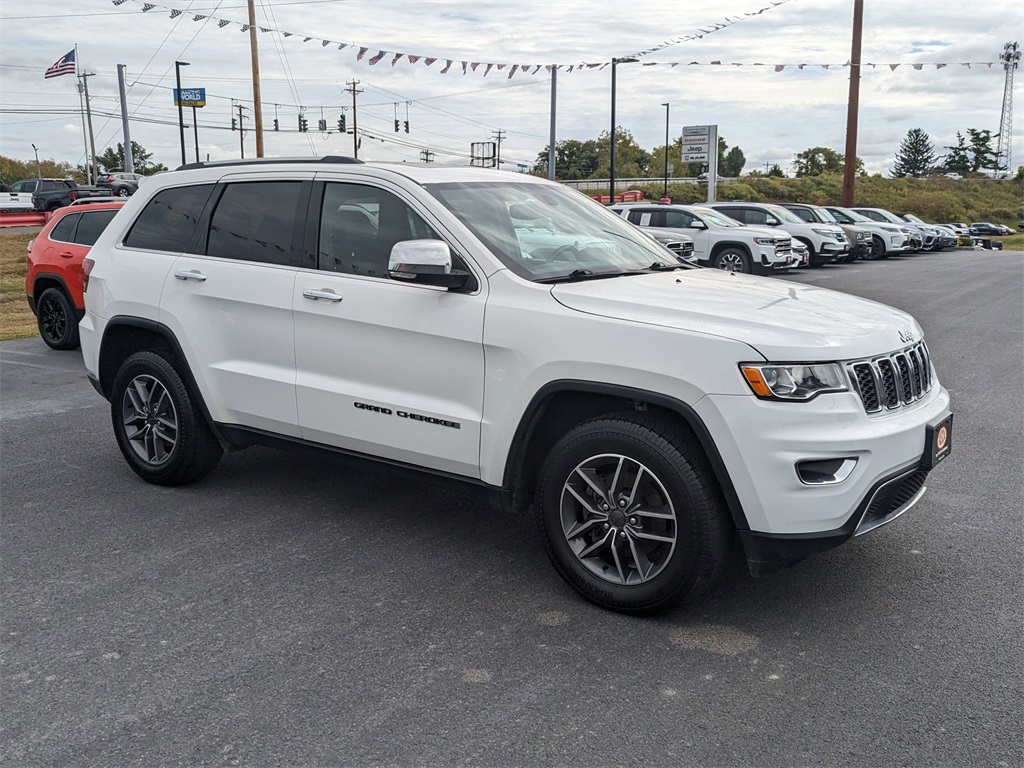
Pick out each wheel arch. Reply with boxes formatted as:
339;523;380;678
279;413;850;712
502;380;750;533
96;318;221;435
709;240;751;259
30;273;76;315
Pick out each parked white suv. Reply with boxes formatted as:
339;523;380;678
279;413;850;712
826;206;914;260
706;202;849;267
79;158;953;614
608;202;796;274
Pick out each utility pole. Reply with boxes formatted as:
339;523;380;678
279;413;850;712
419;149;434;163
345;80;362;158
548;67;557;180
79;72;99;183
117;64;134;173
236;103;248;159
246;0;264;157
491;128;506;168
841;0;864;206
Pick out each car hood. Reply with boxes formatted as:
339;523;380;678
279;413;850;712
550;269;921;361
728;225;789;240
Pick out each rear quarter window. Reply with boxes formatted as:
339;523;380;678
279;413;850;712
48;214;80;243
124;185;214;252
73;209;119;246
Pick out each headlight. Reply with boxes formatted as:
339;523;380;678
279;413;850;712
880;226;900;233
811;227;837;236
753;237;776;246
739;363;849;401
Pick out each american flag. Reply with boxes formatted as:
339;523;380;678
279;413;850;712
45;49;76;79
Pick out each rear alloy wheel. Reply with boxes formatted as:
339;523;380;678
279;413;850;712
536;413;731;614
111;351;223;485
713;248;751;274
35;287;80;350
116;187;131;197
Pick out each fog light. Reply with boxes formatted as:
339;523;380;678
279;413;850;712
796;457;858;485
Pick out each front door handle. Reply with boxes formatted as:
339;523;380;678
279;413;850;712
302;288;343;302
175;270;207;282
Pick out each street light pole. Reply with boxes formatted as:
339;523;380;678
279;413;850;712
609;57;638;204
662;102;670;198
31;143;41;178
175;60;190;167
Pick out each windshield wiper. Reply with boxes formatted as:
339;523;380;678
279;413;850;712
536;269;630;284
644;261;688;271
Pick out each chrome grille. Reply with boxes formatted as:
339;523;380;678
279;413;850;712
846;342;933;413
774;237;793;256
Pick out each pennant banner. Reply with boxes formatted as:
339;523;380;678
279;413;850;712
108;0;1002;78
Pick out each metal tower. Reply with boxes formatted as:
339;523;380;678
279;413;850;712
996;42;1020;177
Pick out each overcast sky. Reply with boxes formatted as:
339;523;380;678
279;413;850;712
1;0;1022;177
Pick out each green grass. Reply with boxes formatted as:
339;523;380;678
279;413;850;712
0;232;38;341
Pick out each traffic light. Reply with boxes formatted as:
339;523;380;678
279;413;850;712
338;114;346;132
298;115;308;133
273;118;279;131
394;119;400;133
318;119;327;132
231;117;237;131
404;120;409;133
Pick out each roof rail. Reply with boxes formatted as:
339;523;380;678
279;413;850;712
175;155;364;171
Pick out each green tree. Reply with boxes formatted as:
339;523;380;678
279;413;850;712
533;138;601;179
93;141;167;175
592;128;651;179
793;146;864;177
721;145;746;177
966;128;1000;172
766;163;786;177
943;129;1001;174
891;128;937;178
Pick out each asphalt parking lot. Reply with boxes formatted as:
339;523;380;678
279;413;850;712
2;249;1022;767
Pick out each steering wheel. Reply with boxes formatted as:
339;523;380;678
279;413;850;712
544;244;582;263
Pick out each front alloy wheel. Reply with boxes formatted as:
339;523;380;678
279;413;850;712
713;248;751;273
559;453;677;585
536;414;731;614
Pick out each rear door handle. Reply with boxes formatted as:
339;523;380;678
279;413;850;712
59;251;75;259
175;270;207;282
302;288;343;302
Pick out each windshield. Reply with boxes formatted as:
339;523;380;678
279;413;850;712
766;205;805;225
812;206;838;223
872;210;904;224
425;181;685;281
833;208;870;224
689;207;744;228
902;214;925;224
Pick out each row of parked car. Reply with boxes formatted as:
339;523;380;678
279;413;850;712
607;199;1006;275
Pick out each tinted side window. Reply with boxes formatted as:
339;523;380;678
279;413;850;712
10;181;29;193
206;181;304;266
125;184;214;252
791;208;815;223
73;209;119;245
318;183;439;277
663;210;694;228
49;213;79;243
42;181;64;192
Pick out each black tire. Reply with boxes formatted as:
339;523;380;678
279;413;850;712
46;201;61;212
110;351;223;486
535;413;731;614
116;187;131;197
866;235;888;260
712;247;752;274
35;287;80;350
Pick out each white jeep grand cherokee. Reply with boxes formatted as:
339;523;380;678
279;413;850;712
79;158;953;614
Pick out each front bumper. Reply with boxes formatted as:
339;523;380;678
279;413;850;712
693;382;951;541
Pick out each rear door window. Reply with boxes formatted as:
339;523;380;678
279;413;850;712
206;181;305;266
73;209;119;245
124;184;214;252
790;208;815;223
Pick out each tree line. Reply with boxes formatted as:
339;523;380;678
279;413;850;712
891;128;1004;178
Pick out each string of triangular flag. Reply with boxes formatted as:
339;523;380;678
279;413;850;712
112;0;1004;76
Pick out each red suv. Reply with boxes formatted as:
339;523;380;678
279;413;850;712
26;200;125;349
